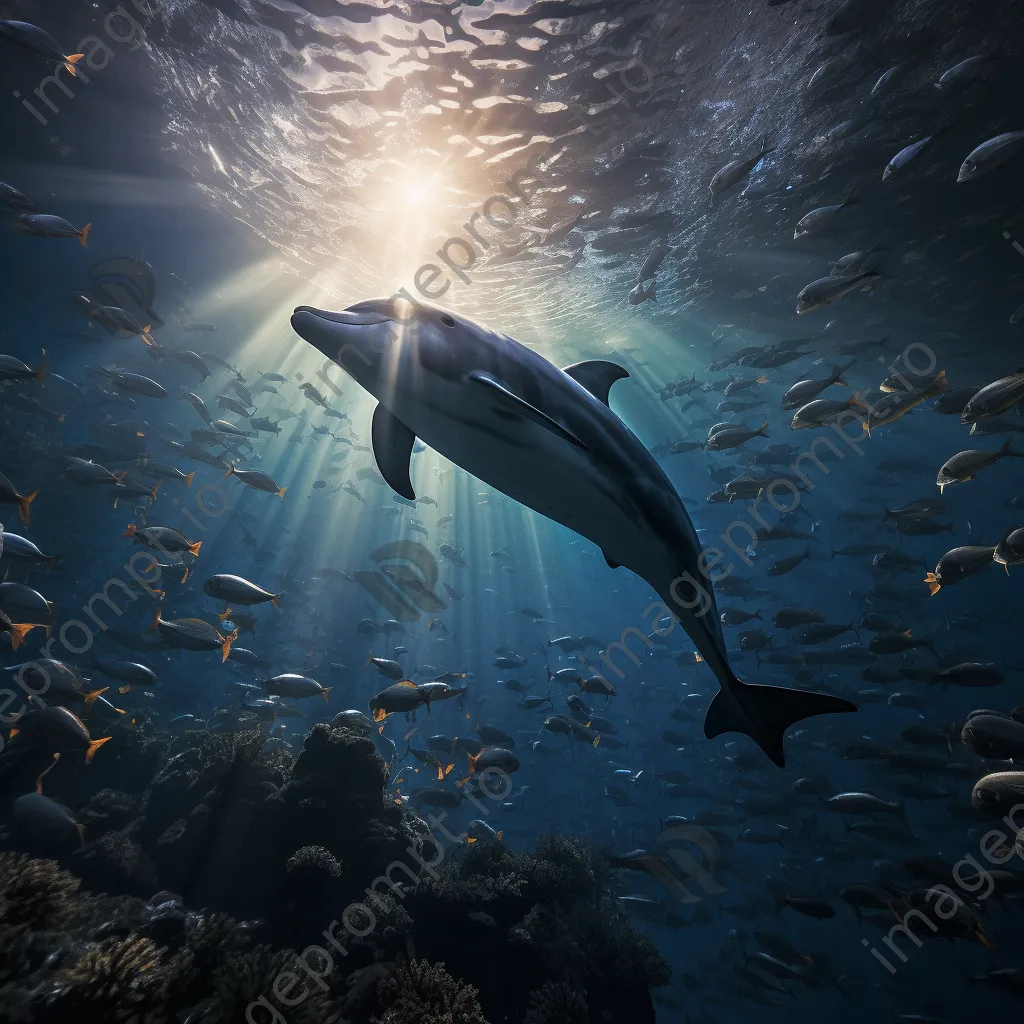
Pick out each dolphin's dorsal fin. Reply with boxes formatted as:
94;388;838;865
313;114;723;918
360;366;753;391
468;371;590;451
371;403;417;500
562;360;630;406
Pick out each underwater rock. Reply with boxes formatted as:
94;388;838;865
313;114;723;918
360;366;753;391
70;828;158;897
78;788;144;836
0;722;670;1022
409;836;668;1023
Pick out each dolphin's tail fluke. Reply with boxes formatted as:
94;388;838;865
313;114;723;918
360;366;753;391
703;674;857;767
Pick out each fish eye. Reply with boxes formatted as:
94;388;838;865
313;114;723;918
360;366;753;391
439;314;455;328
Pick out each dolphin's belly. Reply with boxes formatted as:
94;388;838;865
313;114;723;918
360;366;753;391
391;385;657;566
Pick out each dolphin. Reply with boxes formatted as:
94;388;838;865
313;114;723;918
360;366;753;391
290;299;857;766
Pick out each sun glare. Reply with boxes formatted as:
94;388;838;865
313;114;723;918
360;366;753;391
403;181;427;206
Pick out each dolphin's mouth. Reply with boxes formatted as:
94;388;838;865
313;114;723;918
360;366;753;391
293;305;392;326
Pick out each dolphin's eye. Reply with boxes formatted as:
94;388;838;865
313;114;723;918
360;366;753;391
439;314;455;328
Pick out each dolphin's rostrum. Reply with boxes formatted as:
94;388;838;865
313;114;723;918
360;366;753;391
290;299;857;766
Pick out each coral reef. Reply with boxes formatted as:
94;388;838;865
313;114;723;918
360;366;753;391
0;716;669;1023
407;836;668;1022
523;980;589;1024
370;959;488;1023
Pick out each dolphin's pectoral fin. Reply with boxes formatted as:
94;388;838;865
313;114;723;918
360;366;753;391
603;551;621;569
371;403;416;500
562;360;630;406
704;675;857;768
467;371;590;451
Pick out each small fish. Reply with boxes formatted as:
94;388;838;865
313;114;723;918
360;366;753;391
203;574;281;609
0;180;35;211
14;213;90;246
781;363;854;408
937;438;1024;491
766;546;811;577
123;523;202;557
705;421;769;451
791;393;867;430
0;19;85;76
0;349;47;384
150;610;237;660
923;545;995;594
710;137;773;195
368;655;406;681
264;673;332;703
793;185;858;239
0;471;38;526
370;680;427;721
222;465;287;498
8;705;111;762
958;131;1024;183
960;372;1024;423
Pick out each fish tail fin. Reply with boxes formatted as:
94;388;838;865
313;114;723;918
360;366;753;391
34;350;48;383
83;687;109;707
8;622;37;649
219;606;232;621
221;628;237;662
221;465;235;480
119;684;131;695
65;54;85;77
78;223;91;247
278;486;287;498
17;489;38;527
924;572;940;596
999;437;1023;457
150;479;162;501
703;673;857;768
121;523;137;538
322;687;333;704
85;735;112;762
185;471;195;487
188;540;202;557
148;608;161;632
758;420;769;436
271;594;282;610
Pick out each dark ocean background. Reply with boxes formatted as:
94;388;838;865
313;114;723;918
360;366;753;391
1;1;1023;1021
